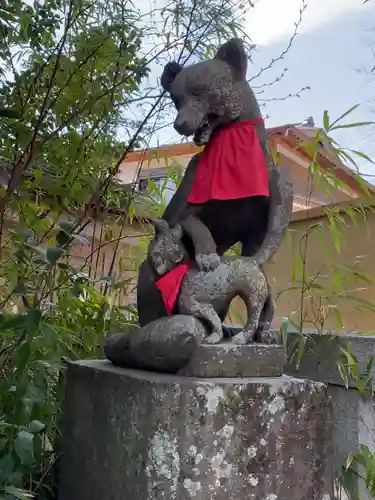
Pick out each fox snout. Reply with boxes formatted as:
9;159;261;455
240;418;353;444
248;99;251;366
174;107;204;137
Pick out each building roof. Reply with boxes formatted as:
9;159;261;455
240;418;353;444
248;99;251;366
1;122;372;224
269;124;375;196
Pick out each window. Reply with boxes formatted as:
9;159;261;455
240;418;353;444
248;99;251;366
138;174;178;204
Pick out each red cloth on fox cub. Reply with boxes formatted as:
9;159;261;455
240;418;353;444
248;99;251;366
155;262;190;315
188;119;270;204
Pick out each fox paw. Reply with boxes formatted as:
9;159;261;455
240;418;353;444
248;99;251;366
205;331;223;344
231;331;253;345
255;328;278;345
195;252;220;272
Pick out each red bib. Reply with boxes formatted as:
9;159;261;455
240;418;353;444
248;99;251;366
188;119;270;204
155;262;190;315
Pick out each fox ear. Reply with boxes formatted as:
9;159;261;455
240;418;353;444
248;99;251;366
171;224;183;240
215;38;247;80
153;219;169;235
161;62;183;92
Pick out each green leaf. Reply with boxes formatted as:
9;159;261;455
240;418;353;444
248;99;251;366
359;444;373;462
351;270;373;284
15;342;31;374
338;361;349;389
46;246;65;265
0;455;15;484
28;420;45;434
4;486;34;499
340;344;359;377
328;216;341;254
24;243;47;261
278;317;289;346
341;465;361;500
13;431;34;465
348;296;375;313
25;309;41;338
332;307;343;330
329;103;360;129
366;355;374;373
40;323;58;349
346;452;355;470
293;334;307;370
285;229;293;249
56;221;76;246
323;110;329;131
22;384;45;407
0;437;7;453
330;121;375;131
349;149;375;164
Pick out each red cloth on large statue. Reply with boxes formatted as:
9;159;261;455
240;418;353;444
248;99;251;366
155;262;190;315
188;119;270;204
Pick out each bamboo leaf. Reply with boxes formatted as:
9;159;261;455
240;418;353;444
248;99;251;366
346;452;355;471
46;247;65;265
25;309;41;338
341;466;361;500
328;216;341;254
329;103;360;128
349;149;375;164
338;361;349;389
350;270;373;285
330;121;375;131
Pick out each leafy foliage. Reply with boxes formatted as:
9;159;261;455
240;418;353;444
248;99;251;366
279;106;375;340
278;106;375;499
0;0;262;496
0;0;372;497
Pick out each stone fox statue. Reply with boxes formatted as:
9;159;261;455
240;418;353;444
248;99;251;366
136;37;293;338
149;219;269;346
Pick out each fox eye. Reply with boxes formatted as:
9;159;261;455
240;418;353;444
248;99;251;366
191;83;206;97
170;252;182;263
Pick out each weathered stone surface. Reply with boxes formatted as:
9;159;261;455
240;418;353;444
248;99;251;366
59;360;334;500
104;315;207;373
178;343;286;378
286;332;375;389
285;332;375;500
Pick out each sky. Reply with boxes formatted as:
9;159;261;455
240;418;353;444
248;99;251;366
152;0;375;179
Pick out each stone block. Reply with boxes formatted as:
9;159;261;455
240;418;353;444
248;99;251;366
178;344;286;378
58;360;334;500
286;332;375;389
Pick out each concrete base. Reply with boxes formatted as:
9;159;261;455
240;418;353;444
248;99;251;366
58;360;334;500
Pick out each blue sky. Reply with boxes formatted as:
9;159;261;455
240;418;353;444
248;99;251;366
153;0;375;179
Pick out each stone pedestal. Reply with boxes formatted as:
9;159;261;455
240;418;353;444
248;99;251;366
58;357;334;500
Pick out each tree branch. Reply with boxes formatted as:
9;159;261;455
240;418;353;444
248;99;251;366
249;0;308;83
